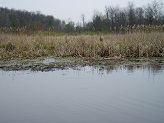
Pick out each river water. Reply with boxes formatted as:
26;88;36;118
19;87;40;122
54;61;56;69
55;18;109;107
0;65;164;123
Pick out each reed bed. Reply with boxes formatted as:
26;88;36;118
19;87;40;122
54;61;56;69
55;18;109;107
0;32;164;60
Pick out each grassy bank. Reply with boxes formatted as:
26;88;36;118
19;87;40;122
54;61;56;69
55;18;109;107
0;32;164;60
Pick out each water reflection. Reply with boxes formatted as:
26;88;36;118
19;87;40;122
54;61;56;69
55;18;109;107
1;62;164;74
91;63;164;75
0;63;164;123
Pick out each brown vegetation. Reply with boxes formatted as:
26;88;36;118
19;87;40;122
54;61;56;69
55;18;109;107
0;31;164;60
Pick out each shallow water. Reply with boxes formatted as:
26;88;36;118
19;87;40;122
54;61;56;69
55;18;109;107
0;66;164;123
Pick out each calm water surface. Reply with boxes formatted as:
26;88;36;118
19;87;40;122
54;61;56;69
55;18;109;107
0;66;164;123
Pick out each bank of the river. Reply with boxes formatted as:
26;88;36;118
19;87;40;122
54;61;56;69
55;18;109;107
0;57;164;71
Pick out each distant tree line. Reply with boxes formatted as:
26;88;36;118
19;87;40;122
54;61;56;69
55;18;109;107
86;1;164;33
0;7;65;32
0;1;164;33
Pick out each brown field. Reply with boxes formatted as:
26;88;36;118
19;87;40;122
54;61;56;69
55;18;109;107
0;32;164;60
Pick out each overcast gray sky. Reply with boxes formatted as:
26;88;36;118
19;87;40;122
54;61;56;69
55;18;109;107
0;0;161;23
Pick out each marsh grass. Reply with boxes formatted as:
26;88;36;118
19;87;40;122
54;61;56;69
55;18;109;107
0;32;164;60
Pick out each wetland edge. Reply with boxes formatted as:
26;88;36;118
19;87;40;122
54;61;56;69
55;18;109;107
0;57;164;72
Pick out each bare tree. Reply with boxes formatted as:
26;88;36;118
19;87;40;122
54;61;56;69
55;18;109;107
144;3;154;25
81;14;85;29
92;10;103;32
119;9;127;28
136;7;145;25
105;6;110;31
108;6;116;31
127;2;136;27
151;0;163;24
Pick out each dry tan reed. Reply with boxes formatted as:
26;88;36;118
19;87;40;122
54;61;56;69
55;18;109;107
0;32;164;60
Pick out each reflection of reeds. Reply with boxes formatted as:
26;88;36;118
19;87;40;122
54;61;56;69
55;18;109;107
0;32;164;60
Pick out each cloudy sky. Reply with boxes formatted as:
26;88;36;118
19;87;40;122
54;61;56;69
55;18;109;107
0;0;158;23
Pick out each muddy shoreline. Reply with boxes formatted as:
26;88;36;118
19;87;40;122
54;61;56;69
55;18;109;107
0;57;164;72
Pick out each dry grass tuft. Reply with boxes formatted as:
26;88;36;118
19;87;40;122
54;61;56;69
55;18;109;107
0;32;164;60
